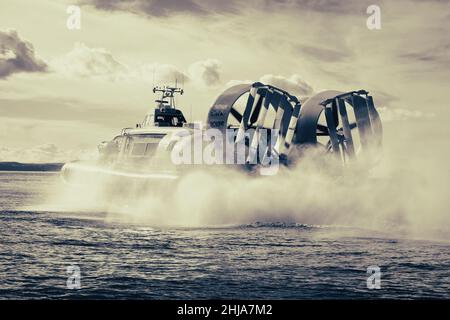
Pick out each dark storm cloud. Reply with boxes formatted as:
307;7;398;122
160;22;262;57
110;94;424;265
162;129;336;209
82;0;237;17
82;0;373;18
263;0;366;14
0;30;48;79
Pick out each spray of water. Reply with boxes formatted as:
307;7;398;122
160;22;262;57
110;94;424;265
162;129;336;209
39;120;450;242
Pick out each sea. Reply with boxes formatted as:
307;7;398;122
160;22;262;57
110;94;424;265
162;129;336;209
1;171;449;299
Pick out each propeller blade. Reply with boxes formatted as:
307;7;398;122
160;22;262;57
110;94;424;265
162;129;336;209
249;93;264;125
230;107;243;123
337;123;357;133
317;124;329;133
332;100;339;128
316;124;329;136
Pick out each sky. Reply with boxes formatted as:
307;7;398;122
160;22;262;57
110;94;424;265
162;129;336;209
0;0;449;162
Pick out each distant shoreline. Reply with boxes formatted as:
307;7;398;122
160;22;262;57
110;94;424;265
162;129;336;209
0;162;65;172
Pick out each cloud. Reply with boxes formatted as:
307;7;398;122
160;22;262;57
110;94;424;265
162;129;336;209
225;74;314;98
82;0;237;17
54;43;225;88
53;42;187;83
259;74;314;97
377;107;435;123
52;42;127;79
188;59;221;86
139;63;187;84
225;79;253;88
82;0;374;18
255;0;366;14
0;29;48;79
398;44;450;71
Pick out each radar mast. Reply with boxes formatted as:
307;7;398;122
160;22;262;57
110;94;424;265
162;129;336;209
153;81;184;110
151;81;187;127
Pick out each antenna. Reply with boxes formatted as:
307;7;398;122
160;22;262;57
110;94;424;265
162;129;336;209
152;82;183;109
152;66;155;88
174;78;177;107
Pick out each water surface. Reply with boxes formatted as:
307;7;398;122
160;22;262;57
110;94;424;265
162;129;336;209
1;172;449;299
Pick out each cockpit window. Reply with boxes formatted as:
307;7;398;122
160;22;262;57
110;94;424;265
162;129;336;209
131;143;147;156
127;134;166;157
